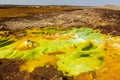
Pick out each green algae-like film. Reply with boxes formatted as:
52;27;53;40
0;27;120;76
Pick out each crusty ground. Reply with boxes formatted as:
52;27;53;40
0;59;72;80
0;7;120;36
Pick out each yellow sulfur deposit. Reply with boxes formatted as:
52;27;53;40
0;27;120;77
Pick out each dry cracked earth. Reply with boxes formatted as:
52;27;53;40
0;6;120;80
